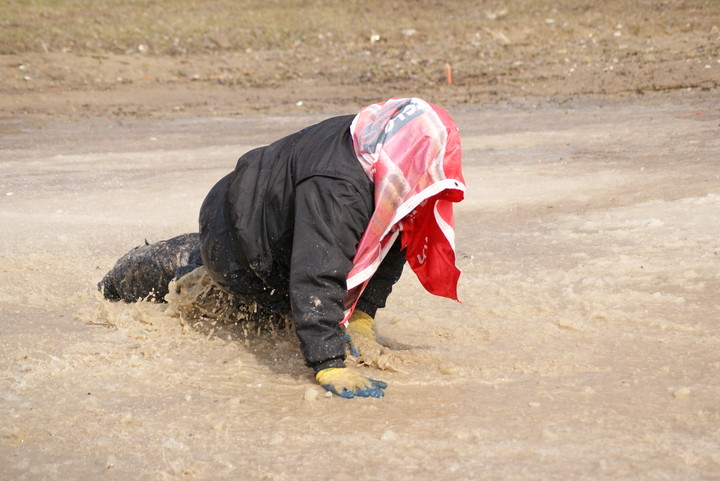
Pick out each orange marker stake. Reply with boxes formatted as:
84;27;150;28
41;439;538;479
445;63;452;84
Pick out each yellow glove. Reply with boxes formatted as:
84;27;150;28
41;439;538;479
345;310;401;372
315;367;387;398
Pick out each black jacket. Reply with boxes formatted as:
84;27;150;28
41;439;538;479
199;115;406;371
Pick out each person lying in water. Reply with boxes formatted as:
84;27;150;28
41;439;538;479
98;97;466;398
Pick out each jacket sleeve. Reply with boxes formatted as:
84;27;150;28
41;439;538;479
356;236;406;318
289;175;372;372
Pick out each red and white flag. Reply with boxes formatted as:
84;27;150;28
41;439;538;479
343;98;466;323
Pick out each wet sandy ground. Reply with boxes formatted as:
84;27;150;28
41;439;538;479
1;94;719;480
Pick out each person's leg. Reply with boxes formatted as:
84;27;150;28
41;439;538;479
168;266;291;331
98;233;202;302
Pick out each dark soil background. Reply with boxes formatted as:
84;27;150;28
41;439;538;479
1;0;718;117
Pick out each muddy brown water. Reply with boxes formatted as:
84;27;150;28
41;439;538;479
1;94;719;480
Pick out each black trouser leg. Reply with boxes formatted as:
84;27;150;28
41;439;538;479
98;233;202;302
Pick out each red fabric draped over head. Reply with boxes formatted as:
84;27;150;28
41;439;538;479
344;98;466;323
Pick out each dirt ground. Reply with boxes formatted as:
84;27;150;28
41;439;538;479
1;1;720;480
2;0;719;117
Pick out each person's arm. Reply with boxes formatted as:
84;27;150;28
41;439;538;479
289;176;371;372
356;237;406;318
342;237;406;373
